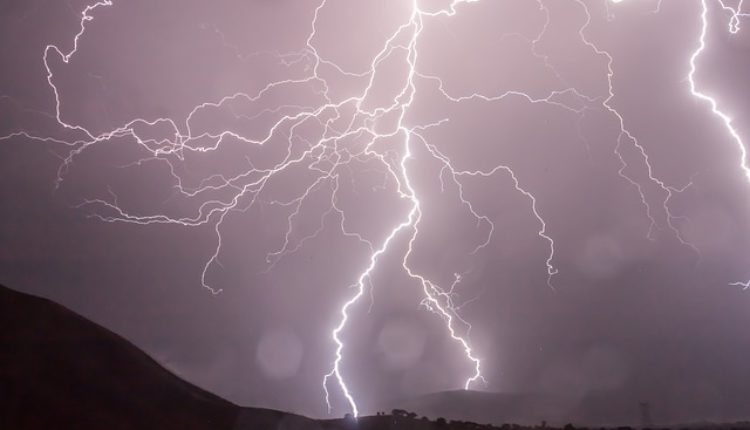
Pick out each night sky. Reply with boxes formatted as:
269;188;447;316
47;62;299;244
2;0;750;424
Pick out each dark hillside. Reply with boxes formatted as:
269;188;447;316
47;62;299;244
0;284;316;429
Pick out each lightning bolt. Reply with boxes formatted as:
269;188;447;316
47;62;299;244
689;0;749;185
578;0;700;254
323;2;491;414
684;0;750;288
717;0;748;33
2;0;748;418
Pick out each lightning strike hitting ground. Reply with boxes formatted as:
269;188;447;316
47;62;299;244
2;0;748;418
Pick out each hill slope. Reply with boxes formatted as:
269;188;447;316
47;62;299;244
4;284;747;430
0;284;316;429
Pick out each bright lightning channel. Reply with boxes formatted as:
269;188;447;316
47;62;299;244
684;0;750;288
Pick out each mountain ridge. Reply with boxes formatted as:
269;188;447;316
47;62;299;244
0;283;316;429
4;283;749;430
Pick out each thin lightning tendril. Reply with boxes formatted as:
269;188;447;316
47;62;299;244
2;0;748;417
578;0;700;254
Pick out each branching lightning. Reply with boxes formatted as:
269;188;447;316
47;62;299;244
2;0;748;417
578;0;700;254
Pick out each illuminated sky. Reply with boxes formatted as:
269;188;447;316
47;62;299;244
1;0;750;424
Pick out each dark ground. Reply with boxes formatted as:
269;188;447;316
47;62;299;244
1;283;749;430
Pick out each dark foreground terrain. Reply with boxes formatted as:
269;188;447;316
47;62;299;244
0;284;314;429
2;284;749;430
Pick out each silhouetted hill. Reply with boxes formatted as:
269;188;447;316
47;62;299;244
0;284;317;429
2;284;749;430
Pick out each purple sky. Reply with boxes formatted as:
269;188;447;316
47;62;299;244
2;0;750;424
